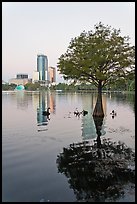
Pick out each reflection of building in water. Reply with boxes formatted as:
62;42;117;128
16;91;29;109
32;92;56;124
81;95;96;140
49;93;56;114
37;92;49;124
32;93;39;111
81;94;106;140
81;114;96;140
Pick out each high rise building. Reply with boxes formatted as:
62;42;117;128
48;66;56;83
32;54;56;86
37;54;48;81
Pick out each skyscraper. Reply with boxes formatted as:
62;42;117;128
48;66;56;83
37;54;48;81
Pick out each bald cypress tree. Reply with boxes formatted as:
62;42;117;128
57;22;135;117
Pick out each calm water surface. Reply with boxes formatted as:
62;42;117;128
2;91;135;202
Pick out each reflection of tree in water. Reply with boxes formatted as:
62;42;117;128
56;116;135;202
93;116;104;149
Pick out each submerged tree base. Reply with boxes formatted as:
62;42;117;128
56;138;135;202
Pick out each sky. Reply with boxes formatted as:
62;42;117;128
2;2;135;83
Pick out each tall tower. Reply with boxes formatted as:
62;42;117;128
37;54;48;81
48;66;56;83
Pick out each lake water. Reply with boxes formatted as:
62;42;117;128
2;91;135;202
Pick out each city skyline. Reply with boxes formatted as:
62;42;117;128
2;2;135;83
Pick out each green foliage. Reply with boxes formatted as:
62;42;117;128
55;83;69;90
51;82;96;91
24;82;47;91
2;83;16;90
57;22;135;88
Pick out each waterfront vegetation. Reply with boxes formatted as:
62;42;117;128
2;77;135;92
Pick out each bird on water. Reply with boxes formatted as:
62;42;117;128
110;110;117;116
74;108;88;117
42;107;50;116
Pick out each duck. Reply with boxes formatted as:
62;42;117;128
74;111;81;117
110;110;117;116
82;110;88;116
74;108;81;117
42;107;50;116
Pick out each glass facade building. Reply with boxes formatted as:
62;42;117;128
37;54;48;81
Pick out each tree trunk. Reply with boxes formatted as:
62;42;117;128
93;81;104;117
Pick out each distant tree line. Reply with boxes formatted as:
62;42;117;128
2;76;135;92
2;83;16;90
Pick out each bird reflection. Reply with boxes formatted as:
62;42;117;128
110;110;117;119
37;128;48;132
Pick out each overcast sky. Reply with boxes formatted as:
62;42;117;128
2;2;135;83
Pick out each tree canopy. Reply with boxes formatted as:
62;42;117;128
57;22;135;88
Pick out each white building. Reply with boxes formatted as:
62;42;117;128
32;71;39;83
